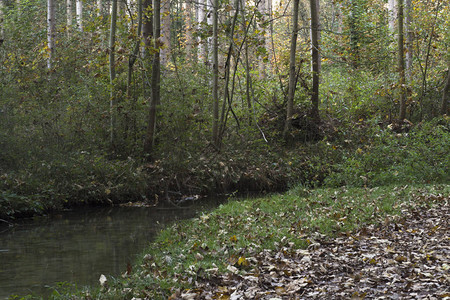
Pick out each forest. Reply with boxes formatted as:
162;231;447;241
0;0;449;298
0;0;448;216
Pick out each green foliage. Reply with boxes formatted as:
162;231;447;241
324;117;450;187
78;184;448;299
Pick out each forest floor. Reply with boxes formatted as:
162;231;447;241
84;184;449;300
174;194;449;299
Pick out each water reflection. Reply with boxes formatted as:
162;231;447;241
0;203;213;299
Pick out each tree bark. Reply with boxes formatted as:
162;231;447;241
66;0;73;32
0;0;4;47
76;0;83;31
405;0;413;80
160;0;171;65
97;0;103;16
185;0;194;62
212;0;219;145
284;0;299;137
397;0;407;120
47;0;55;69
309;0;320;122
109;0;118;148
144;0;161;157
388;0;397;32
442;68;450;115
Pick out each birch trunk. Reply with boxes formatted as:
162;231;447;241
405;0;413;80
47;0;55;69
76;0;83;31
97;0;102;16
388;0;396;32
66;0;73;30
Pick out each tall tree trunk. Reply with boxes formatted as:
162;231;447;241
76;0;83;31
160;0;171;65
47;0;55;69
97;0;103;16
388;0;397;32
212;0;219;145
185;0;194;62
257;0;266;79
309;0;320;122
109;0;118;148
442;68;449;115
66;0;73;34
142;0;153;49
284;0;299;137
142;0;152;110
126;0;143;142
405;0;413;80
144;0;161;157
197;0;204;62
0;0;4;47
397;0;407;120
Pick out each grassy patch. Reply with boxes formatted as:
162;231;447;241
57;184;448;300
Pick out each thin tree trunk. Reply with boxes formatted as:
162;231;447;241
197;0;205;62
66;0;73;33
284;0;299;136
0;0;4;47
397;0;407;120
442;68;449;115
126;0;143;142
388;0;396;32
257;0;266;79
310;0;320;122
241;0;252;125
109;0;118;148
405;0;412;80
212;0;219;145
97;0;103;16
47;0;55;69
160;0;170;65
144;0;161;157
76;0;83;31
185;0;194;62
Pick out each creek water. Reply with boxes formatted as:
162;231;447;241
0;201;219;299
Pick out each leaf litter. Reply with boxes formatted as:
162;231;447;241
171;193;449;299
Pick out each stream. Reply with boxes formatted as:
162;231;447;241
0;201;219;299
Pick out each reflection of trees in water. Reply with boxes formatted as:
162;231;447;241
0;203;212;298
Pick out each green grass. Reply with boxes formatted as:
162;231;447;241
47;183;447;300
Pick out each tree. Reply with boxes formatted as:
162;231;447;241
144;0;161;157
397;0;407;120
284;0;299;136
109;0;118;148
309;0;320;122
47;0;55;69
160;0;171;65
212;0;219;145
388;0;397;32
405;0;413;80
1;0;5;47
66;0;73;33
442;68;449;115
76;0;83;31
